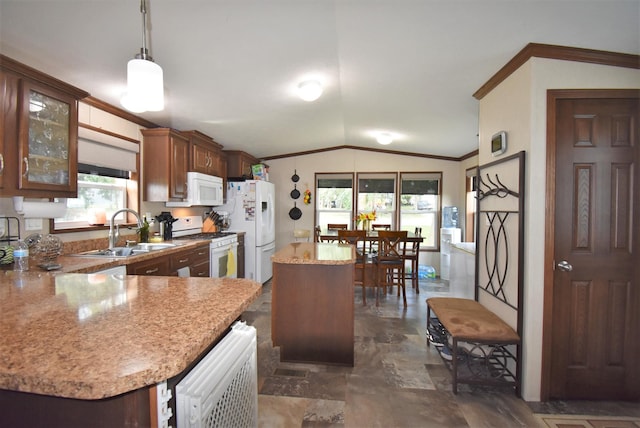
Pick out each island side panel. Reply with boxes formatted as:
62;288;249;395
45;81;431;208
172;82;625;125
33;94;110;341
272;262;354;366
0;387;151;428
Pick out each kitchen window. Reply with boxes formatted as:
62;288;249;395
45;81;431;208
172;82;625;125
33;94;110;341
315;173;354;229
53;164;137;230
357;173;397;227
51;127;140;231
399;172;441;250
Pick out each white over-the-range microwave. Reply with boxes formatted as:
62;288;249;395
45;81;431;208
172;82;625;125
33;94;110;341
166;172;224;207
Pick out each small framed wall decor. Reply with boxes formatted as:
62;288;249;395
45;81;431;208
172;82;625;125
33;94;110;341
491;131;507;156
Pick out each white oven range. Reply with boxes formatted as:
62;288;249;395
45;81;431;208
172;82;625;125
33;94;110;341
172;216;238;278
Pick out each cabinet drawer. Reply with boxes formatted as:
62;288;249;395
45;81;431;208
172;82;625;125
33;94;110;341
171;251;194;271
190;259;210;277
191;245;210;262
127;257;169;276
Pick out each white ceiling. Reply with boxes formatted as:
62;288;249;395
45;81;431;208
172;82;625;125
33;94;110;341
1;1;638;159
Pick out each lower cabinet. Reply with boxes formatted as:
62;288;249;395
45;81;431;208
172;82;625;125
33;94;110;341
127;244;210;277
171;245;209;277
127;257;168;276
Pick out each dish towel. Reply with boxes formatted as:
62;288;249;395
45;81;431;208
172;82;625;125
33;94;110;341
227;248;236;277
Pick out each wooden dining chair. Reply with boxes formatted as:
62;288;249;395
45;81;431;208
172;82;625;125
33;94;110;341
371;224;391;231
374;230;408;307
327;223;348;230
314;226;322;242
369;224;391;253
338;229;371;305
402;227;422;293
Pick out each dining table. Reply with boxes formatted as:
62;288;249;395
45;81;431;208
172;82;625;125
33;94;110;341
318;229;424;244
318;229;425;301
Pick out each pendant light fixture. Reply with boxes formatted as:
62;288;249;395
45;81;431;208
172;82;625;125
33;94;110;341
121;0;164;113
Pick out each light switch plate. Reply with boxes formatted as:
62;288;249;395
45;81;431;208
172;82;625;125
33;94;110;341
25;218;43;231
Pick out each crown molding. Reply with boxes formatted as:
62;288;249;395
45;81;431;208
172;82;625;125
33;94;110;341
473;43;640;100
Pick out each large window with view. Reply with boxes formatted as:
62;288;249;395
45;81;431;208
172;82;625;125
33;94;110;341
356;173;396;228
399;172;441;250
315;173;354;230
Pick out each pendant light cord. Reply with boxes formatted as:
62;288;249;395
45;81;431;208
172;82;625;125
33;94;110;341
138;0;151;61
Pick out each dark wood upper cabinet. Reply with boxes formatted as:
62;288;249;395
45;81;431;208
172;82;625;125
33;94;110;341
224;150;258;179
183;130;225;178
0;55;88;198
141;128;189;202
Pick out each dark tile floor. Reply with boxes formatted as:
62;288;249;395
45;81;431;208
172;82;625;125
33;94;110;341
241;279;640;427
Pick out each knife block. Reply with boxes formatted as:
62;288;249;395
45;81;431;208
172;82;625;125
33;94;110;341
203;217;217;233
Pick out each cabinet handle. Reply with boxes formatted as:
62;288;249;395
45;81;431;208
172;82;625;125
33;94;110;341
178;258;189;263
145;268;159;274
22;157;29;177
197;272;207;277
0;153;4;175
197;250;207;256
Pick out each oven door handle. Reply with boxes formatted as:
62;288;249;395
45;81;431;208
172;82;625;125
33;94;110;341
211;243;238;255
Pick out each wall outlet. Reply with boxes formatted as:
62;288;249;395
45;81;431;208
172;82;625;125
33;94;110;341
25;218;43;231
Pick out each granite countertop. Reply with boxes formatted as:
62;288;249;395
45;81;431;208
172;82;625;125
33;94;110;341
0;270;261;400
272;242;355;265
49;239;211;274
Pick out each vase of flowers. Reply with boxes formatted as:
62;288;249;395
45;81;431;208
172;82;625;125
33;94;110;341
356;211;376;231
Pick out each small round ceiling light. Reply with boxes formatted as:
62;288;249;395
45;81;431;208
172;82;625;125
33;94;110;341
297;80;323;102
376;132;393;145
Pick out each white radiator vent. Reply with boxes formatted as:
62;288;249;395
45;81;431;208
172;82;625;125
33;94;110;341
176;321;258;428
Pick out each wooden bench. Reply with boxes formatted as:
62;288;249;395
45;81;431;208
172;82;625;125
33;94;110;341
426;297;521;395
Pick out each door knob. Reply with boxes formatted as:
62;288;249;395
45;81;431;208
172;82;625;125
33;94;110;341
556;260;573;272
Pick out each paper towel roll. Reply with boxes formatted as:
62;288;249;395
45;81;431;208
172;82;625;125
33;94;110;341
13;197;67;218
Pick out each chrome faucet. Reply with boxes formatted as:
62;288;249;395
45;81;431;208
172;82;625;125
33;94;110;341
109;209;144;249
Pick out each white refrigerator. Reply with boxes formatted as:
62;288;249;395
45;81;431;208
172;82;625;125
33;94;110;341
223;180;276;283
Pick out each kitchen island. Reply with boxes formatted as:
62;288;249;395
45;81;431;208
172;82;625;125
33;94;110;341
0;270;261;427
271;242;355;366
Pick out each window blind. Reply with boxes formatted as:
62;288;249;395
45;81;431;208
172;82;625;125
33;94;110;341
358;178;394;193
77;126;139;172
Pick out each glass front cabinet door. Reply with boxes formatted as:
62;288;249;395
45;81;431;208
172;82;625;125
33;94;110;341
18;80;78;196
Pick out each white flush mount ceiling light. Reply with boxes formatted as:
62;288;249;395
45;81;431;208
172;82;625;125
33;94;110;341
121;0;164;113
297;80;323;102
376;132;393;145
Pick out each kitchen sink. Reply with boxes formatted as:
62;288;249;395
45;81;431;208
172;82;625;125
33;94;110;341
73;247;137;258
72;243;181;258
130;243;178;251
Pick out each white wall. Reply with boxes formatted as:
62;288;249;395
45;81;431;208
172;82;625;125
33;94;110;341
265;148;470;271
479;58;640;401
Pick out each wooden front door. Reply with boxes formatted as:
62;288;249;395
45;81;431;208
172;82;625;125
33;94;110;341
548;91;639;400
